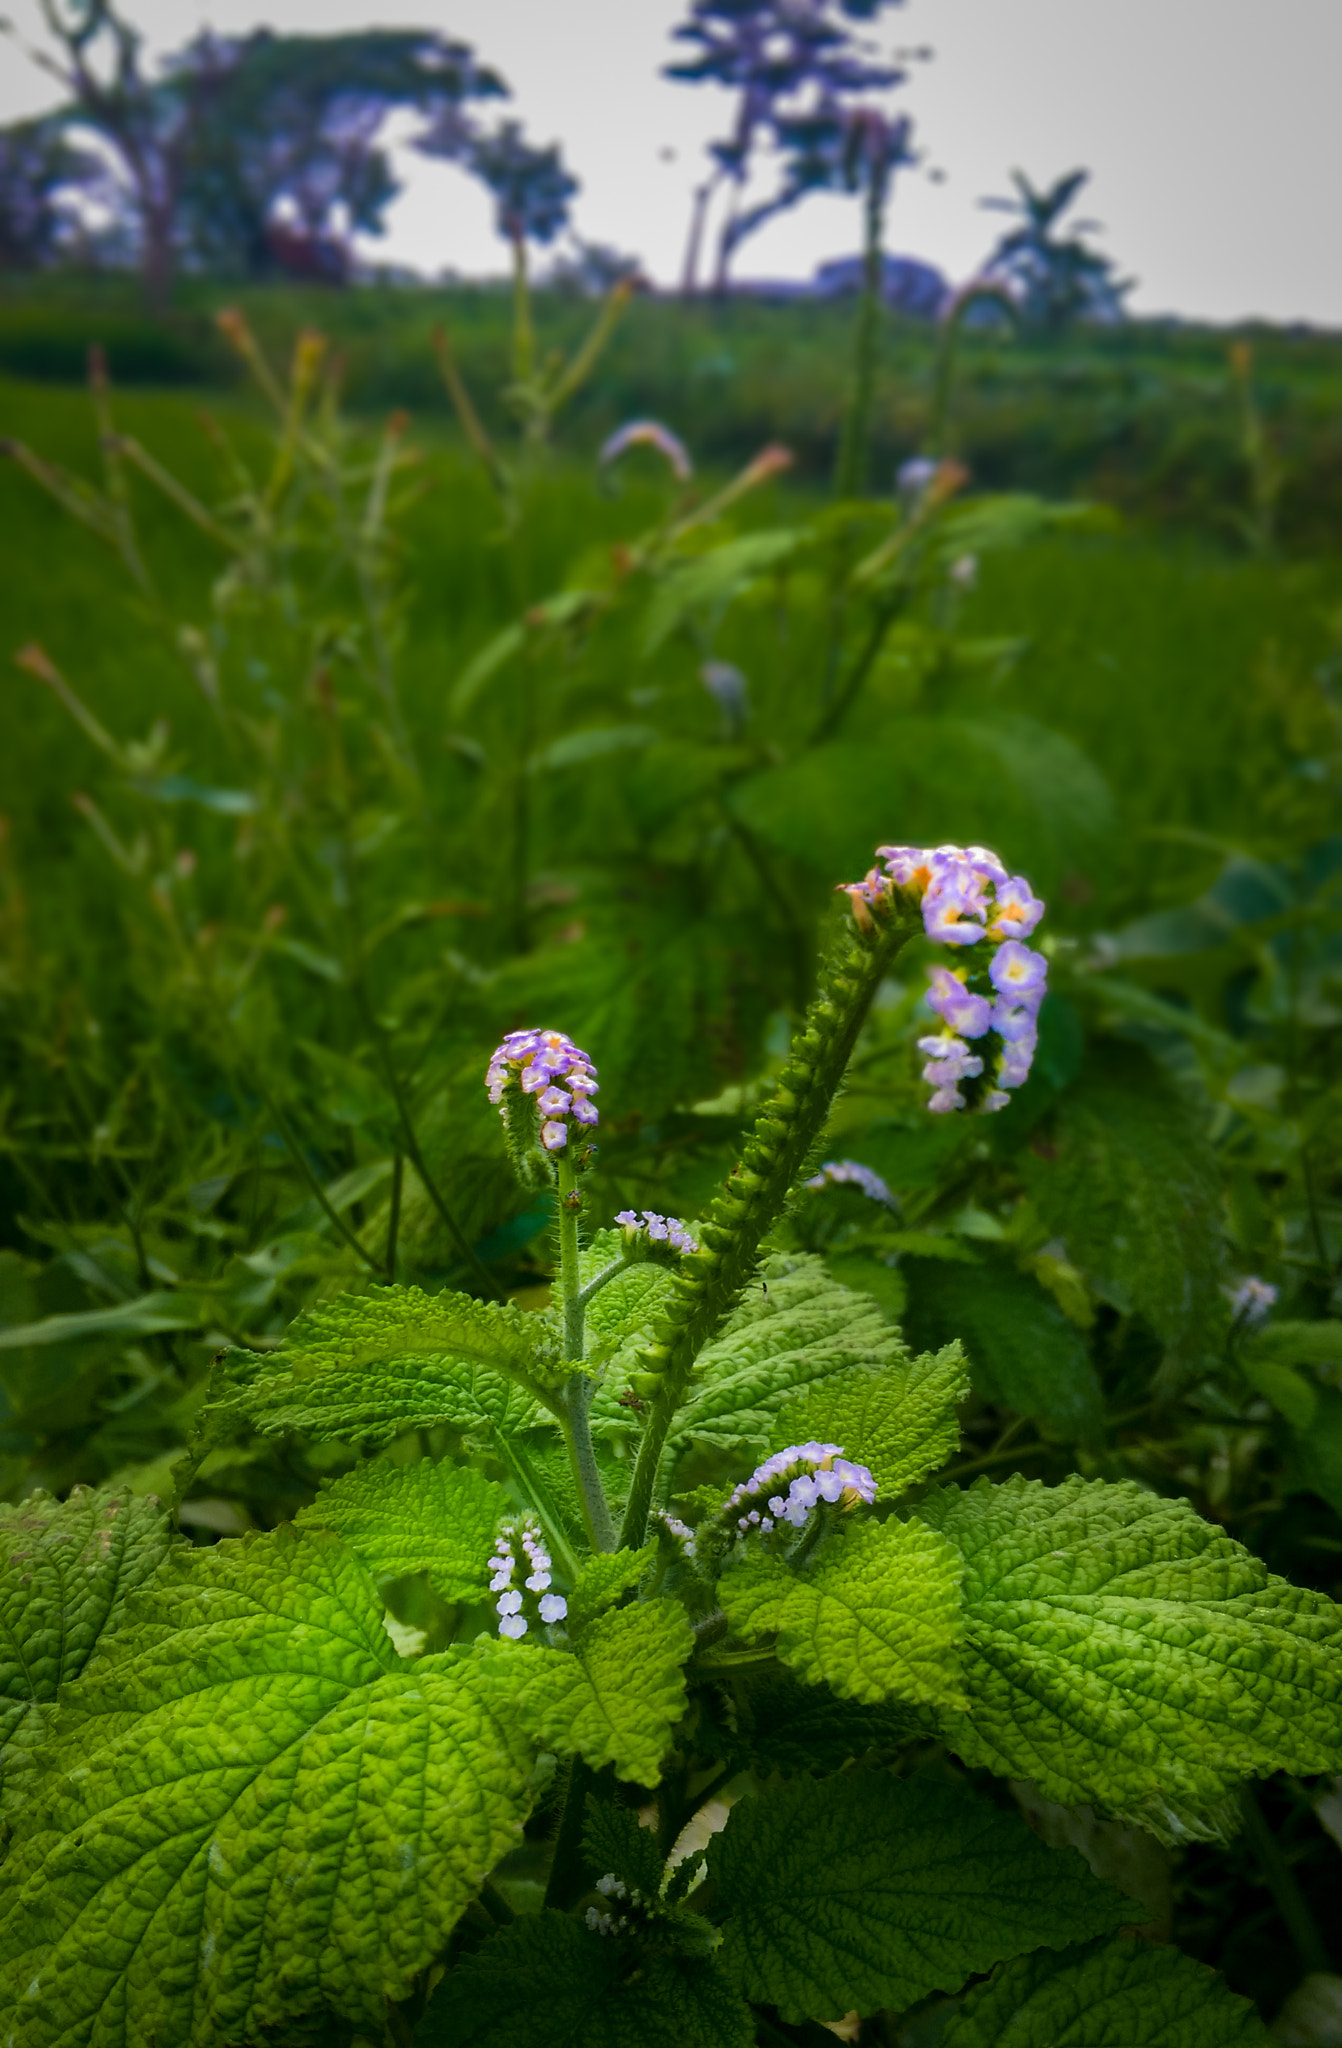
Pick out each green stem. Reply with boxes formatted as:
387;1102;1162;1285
384;1153;404;1279
543;1757;596;1911
618;907;918;1549
1241;1785;1331;1975
833;154;889;501
562;1374;617;1553
556;1157;584;1362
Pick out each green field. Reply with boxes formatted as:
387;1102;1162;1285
1;283;1341;2023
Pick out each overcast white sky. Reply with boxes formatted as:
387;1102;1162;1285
2;0;1339;325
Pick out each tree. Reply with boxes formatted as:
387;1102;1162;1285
180;30;506;282
0;114;100;267
979;168;1131;335
664;0;909;293
0;6;507;295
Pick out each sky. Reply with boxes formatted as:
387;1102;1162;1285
2;0;1340;326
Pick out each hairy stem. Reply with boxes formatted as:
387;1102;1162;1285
543;1757;596;1911
618;906;918;1548
562;1373;616;1553
556;1157;585;1361
1241;1786;1332;1976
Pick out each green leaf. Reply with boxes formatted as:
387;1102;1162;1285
709;1771;1131;2024
0;1527;536;2047
641;528;802;657
1021;1042;1224;1366
417;1912;754;2048
917;1474;1342;1842
295;1456;510;1602
0;1291;201;1350
904;1254;1103;1439
1283;1384;1342;1516
583;1795;665;1898
708;1669;932;1775
770;1342;968;1496
207;1285;558;1446
729;711;1114;897
0;1486;178;1756
567;1545;656;1631
480;1598;694;1783
940;1935;1273;2047
720;1515;965;1709
1246;1319;1342;1374
527;725;660;774
644;1255;908;1453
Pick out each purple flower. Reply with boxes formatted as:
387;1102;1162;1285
992;1002;1040;1045
927;1081;966;1113
722;1441;876;1541
805;1159;895;1207
538;1592;568;1624
1231;1276;1278;1325
614;1208;699;1254
988;876;1045;940
922;873;988;947
989;942;1048;1002
484;1027;599;1157
926;966;993;1038
600;418;692;481
498;1614;528;1640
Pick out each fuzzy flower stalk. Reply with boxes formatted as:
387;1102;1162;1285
617;851;923;1549
845;844;1048;1113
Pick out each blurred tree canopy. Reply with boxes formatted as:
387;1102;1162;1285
0;2;583;294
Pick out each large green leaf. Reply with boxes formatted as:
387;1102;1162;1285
917;1474;1342;1842
719;1515;965;1709
1021;1042;1224;1366
728;711;1114;896
769;1342;968;1496
207;1285;557;1446
295;1457;510;1602
0;1527;536;2048
479;1598;694;1784
0;1485;177;1756
903;1254;1103;1439
940;1935;1272;2046
707;1669;932;1775
417;1912;754;2048
709;1771;1131;2024
601;1254;907;1451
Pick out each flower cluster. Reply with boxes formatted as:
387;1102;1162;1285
1231;1276;1278;1326
585;1874;651;1938
614;1209;699;1253
840;843;1048;1115
485;1028;598;1153
488;1515;567;1639
654;1510;698;1561
724;1441;877;1536
805;1159;895;1207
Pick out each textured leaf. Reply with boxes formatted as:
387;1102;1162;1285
295;1457;509;1602
1021;1042;1224;1364
720;1515;965;1709
583;1796;665;1897
0;1527;536;2047
639;1255;909;1453
940;1935;1272;2046
710;1771;1131;2023
480;1599;694;1783
418;1912;754;2047
567;1545;656;1631
917;1475;1342;1841
770;1342;968;1496
904;1254;1103;1439
0;1485;177;1755
207;1285;556;1446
